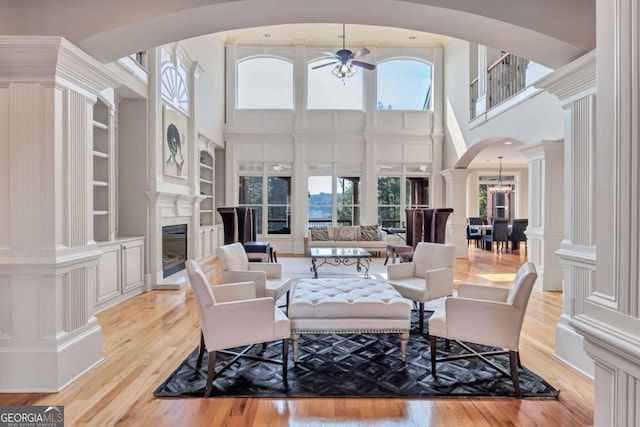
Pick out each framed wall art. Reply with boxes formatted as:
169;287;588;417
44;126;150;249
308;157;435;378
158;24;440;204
162;105;189;178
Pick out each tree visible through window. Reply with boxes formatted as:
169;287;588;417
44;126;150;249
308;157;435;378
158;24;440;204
378;177;401;227
267;176;291;234
377;59;432;110
239;167;292;235
308;175;361;227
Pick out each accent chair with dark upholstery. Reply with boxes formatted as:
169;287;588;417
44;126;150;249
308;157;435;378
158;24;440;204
385;208;420;265
386;242;456;333
397;209;425;263
428;262;538;398
216;242;291;308
185;259;291;397
430;208;454;244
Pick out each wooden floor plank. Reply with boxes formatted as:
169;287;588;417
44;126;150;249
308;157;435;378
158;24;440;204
0;248;594;426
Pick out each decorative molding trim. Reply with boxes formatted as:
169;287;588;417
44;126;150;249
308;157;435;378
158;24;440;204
0;37;123;96
534;50;596;105
572;308;640;379
556;241;597;267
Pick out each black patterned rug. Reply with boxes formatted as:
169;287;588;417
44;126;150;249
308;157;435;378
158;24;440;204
154;312;559;399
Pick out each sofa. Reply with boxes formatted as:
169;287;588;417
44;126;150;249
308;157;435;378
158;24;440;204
304;225;388;256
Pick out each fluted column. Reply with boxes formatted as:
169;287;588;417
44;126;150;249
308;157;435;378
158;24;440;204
0;37;121;391
440;169;470;258
569;0;640;424
517;140;564;291
535;51;596;376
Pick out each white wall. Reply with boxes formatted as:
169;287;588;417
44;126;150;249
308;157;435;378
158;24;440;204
224;43;441;253
180;34;226;147
443;39;566;170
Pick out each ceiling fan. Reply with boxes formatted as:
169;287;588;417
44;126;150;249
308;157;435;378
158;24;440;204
312;24;376;79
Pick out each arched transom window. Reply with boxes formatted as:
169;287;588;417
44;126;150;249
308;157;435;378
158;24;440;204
237;57;294;109
377;59;432;110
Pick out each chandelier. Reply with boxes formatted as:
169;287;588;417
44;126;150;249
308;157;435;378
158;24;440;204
491;156;512;193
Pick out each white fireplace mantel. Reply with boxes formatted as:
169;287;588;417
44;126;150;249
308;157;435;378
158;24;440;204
146;191;201;289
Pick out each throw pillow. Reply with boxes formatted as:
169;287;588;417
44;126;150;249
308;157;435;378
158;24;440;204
360;224;380;241
310;227;329;241
335;226;360;241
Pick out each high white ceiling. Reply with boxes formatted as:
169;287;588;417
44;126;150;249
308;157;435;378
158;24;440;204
467;142;528;168
0;0;594;67
222;23;450;48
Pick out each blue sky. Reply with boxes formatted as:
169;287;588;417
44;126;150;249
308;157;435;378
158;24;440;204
238;57;432;111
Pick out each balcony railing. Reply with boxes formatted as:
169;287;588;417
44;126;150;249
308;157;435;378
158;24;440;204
470;53;529;119
470;77;479;120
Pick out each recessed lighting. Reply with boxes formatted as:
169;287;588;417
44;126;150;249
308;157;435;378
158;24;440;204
504;141;512;145
409;36;417;40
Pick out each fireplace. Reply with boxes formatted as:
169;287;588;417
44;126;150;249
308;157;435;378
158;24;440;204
162;224;187;278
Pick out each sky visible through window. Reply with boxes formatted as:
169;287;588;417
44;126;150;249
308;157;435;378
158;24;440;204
377;59;432;110
307;60;363;109
237;57;431;111
237;57;293;109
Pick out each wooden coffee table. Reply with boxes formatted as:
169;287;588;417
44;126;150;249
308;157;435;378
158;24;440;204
309;247;372;278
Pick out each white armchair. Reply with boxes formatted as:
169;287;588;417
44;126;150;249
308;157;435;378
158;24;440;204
428;262;538;398
185;259;291;397
386;242;456;333
216;243;291;309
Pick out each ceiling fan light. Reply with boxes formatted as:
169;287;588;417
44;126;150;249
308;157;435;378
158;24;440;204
340;64;349;73
347;65;357;77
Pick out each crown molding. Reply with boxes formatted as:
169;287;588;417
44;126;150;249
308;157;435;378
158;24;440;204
534;49;596;106
0;36;123;96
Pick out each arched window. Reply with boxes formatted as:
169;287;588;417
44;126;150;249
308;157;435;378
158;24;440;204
377;59;432;110
307;60;363;110
237;57;293;109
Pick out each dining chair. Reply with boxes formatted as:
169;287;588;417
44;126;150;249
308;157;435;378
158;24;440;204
510;219;528;253
481;218;509;251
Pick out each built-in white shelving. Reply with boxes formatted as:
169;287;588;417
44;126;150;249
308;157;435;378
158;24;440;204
93;99;112;242
199;151;214;227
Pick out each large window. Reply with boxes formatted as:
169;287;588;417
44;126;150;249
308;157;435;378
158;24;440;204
237;57;293;109
238;163;292;234
307;60;363;110
377;59;432;110
378;176;401;228
377;164;430;226
308;167;361;227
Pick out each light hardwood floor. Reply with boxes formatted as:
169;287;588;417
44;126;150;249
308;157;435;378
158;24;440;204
0;248;594;426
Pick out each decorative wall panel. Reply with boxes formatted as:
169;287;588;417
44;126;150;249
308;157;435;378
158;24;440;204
0;276;11;337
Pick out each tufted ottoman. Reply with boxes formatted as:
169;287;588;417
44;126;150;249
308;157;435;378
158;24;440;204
288;277;412;362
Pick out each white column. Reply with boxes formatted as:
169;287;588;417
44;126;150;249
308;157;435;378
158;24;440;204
440;169;470;258
535;51;596;376
431;135;445;207
0;37;121;391
569;0;640;424
475;45;487;116
517;141;564;291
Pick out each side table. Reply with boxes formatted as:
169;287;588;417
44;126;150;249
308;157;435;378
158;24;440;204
244;241;275;262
